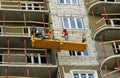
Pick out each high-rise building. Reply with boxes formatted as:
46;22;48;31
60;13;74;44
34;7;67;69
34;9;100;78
0;0;119;78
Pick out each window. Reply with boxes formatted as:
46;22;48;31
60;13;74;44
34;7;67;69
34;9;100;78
27;55;31;63
59;0;78;4
0;55;2;64
62;17;83;29
0;26;3;35
71;70;98;78
27;54;40;64
69;49;88;56
23;27;31;36
27;54;47;64
21;3;42;10
74;74;79;78
23;28;28;34
112;43;120;54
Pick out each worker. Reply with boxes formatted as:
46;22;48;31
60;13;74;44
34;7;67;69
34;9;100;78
63;29;69;40
47;29;53;39
35;28;45;39
82;34;86;42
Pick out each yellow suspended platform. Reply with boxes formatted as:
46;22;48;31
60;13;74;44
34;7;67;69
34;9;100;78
31;36;87;51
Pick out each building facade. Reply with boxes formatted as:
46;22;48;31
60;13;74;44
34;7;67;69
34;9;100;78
49;0;99;78
1;0;119;78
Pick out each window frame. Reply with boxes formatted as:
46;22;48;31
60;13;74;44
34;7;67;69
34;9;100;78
22;27;31;36
27;54;41;64
58;0;79;5
20;3;42;10
70;70;98;78
62;17;83;29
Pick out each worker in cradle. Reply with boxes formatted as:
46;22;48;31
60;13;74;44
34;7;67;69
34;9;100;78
35;28;45;39
63;29;69;40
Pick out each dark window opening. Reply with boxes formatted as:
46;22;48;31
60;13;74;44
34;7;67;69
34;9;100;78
34;55;39;63
34;4;40;10
24;28;28;33
27;56;31;63
0;55;2;63
77;52;81;55
107;0;115;2
28;4;32;10
113;20;120;25
34;8;40;10
69;50;75;56
21;3;26;10
41;57;46;63
0;27;1;34
21;7;26;10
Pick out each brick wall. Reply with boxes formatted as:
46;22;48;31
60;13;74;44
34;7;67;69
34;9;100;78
49;0;99;66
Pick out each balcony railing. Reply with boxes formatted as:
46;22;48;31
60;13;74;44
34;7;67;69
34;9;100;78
93;17;120;33
0;0;47;10
99;39;120;58
86;0;120;9
0;48;54;65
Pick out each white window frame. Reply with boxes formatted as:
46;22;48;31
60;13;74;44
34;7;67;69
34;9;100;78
20;2;42;10
22;27;31;36
62;17;83;29
58;0;78;5
70;70;98;78
28;54;41;64
69;49;88;56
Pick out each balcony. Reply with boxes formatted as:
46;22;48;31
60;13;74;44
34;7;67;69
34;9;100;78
0;48;57;78
100;55;120;78
0;0;48;11
93;17;120;41
86;0;120;14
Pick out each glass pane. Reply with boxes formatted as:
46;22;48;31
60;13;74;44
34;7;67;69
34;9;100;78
77;18;83;28
60;0;64;3
72;0;77;4
70;18;76;28
63;18;69;28
74;74;79;78
66;0;70;4
88;74;94;78
81;74;86;78
83;49;88;56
